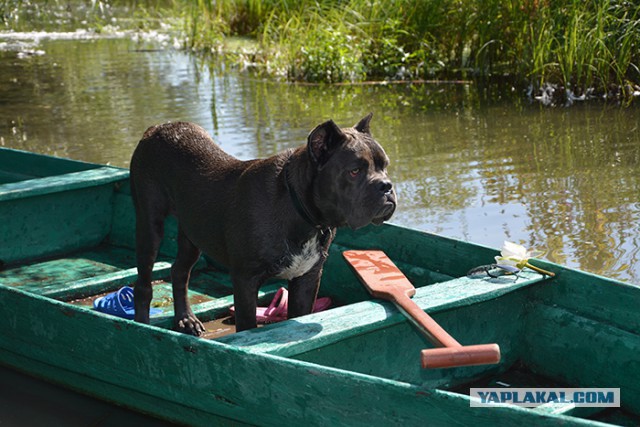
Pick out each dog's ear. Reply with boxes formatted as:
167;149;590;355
354;112;373;134
307;119;346;165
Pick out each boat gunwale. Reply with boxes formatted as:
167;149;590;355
0;166;129;202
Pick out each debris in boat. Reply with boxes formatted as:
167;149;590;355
467;264;520;279
93;286;161;319
229;287;332;324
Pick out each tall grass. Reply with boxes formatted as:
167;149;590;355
6;0;637;95
183;0;640;97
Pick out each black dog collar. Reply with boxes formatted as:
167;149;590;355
283;160;326;231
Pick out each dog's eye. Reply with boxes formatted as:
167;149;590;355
349;168;361;177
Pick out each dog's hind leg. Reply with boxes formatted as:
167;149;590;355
171;226;205;336
132;182;167;325
133;218;164;324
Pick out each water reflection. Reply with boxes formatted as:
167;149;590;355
0;36;638;284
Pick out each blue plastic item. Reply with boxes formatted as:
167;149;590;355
93;286;161;319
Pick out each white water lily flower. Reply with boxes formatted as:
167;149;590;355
501;241;532;260
495;241;555;276
495;241;531;269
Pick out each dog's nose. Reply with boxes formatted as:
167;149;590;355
378;180;393;194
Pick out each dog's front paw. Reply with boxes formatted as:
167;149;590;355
174;315;206;337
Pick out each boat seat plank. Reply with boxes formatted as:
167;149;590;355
44;262;172;300
218;271;550;357
0;246;142;293
0;167;129;202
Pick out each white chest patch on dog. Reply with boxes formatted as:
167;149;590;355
277;235;321;280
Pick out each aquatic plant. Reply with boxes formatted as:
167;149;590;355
494;241;555;277
5;0;639;100
183;0;640;100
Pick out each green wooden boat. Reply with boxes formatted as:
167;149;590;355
0;147;638;426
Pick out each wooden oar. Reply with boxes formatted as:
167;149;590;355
343;250;501;369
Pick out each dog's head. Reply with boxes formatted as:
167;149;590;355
308;113;397;229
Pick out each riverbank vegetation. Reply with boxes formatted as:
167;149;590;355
184;0;640;103
3;0;639;104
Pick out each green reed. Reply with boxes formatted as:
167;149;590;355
6;0;638;95
182;0;640;96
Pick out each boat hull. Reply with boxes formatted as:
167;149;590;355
0;148;638;426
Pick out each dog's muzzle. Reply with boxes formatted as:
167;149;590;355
372;181;396;225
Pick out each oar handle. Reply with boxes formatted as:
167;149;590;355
393;292;460;348
421;344;501;369
394;292;501;369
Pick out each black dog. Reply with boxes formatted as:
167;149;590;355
130;114;396;334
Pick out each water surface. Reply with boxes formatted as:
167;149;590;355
1;35;639;284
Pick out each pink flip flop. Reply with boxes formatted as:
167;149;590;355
230;287;332;324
